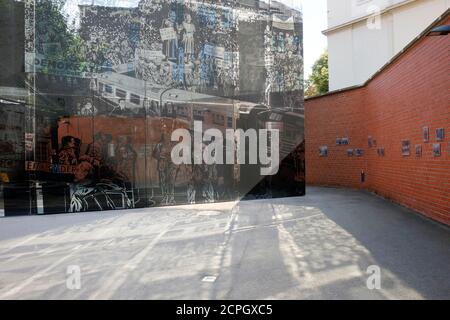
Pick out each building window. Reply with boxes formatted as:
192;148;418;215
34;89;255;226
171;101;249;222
227;116;233;128
105;85;113;94
151;100;159;114
116;88;126;99
177;105;189;118
130;94;140;105
214;114;225;125
193;109;203;121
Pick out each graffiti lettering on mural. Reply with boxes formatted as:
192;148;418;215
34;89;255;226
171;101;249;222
25;53;102;78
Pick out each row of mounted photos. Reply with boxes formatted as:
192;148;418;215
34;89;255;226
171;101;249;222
319;143;446;158
320;128;446;158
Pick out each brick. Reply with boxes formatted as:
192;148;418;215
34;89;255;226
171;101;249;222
305;16;450;225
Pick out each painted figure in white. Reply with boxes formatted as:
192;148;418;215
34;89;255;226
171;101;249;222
162;18;178;61
264;25;272;51
181;14;196;62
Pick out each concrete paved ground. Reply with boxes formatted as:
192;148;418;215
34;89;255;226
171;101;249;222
0;187;448;300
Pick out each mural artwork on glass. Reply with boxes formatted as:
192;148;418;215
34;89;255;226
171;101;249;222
0;0;304;216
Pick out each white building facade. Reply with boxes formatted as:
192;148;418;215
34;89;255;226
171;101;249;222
325;0;450;91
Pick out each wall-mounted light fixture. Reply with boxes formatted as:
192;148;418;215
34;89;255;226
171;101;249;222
427;25;450;36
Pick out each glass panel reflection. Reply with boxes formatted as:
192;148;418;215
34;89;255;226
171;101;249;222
0;0;304;216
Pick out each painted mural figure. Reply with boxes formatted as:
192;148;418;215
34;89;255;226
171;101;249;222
191;163;206;203
278;32;285;53
180;13;196;62
160;61;174;86
189;59;200;92
286;33;295;53
199;54;209;92
161;18;178;61
187;174;196;204
264;26;273;53
184;60;195;90
85;132;110;170
152;132;177;205
58;136;80;166
203;162;218;203
115;136;137;184
80;100;98;116
190;141;218;203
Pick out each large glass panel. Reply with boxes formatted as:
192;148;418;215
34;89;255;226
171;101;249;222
0;0;305;216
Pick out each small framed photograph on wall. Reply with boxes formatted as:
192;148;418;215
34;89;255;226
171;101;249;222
433;143;441;157
336;137;349;145
355;149;364;157
319;146;328;157
423;127;429;143
415;144;422;157
401;140;411;156
436;128;445;142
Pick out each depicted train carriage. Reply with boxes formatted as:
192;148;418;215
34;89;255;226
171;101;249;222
54;71;305;208
6;70;304;215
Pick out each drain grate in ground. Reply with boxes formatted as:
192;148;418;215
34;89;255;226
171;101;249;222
201;276;217;283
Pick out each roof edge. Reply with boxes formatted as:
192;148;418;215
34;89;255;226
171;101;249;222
322;0;416;36
306;8;450;102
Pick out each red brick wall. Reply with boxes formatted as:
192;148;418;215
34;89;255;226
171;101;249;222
305;17;450;225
